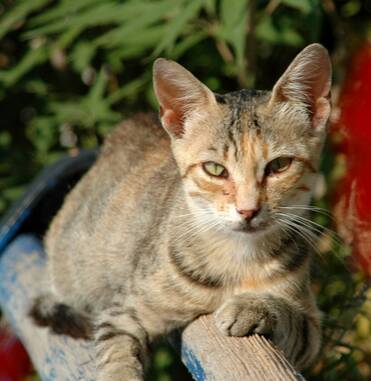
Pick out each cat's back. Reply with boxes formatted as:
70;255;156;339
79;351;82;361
45;113;173;258
101;113;169;177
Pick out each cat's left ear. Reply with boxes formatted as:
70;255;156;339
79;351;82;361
269;43;332;130
153;58;217;138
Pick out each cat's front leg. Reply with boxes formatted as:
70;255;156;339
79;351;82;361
214;292;321;370
94;308;149;381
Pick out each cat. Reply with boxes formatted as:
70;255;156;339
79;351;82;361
30;43;331;381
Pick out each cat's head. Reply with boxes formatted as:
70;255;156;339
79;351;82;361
153;44;331;238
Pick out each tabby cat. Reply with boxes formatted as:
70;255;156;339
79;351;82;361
30;43;331;381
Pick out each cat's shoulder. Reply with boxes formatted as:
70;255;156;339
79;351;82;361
102;112;169;156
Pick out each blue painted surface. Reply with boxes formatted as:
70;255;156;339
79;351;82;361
0;235;44;334
0;235;96;381
0;207;31;254
181;345;206;381
0;235;42;306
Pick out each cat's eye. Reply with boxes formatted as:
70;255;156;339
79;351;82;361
265;157;293;176
202;162;228;178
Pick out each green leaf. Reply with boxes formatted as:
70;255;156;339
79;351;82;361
121;25;167;49
220;0;248;32
255;15;303;46
255;15;280;44
0;0;51;39
25;2;124;38
24;79;48;95
0;131;11;147
29;0;103;26
95;3;172;49
281;26;304;46
87;68;108;108
27;116;59;153
46;70;120;130
70;41;97;73
107;76;149;105
171;30;208;59
202;0;216;16
217;0;248;68
55;25;83;49
49;101;91;126
2;186;25;202
280;0;312;14
25;0;172;39
0;46;49;88
153;0;203;56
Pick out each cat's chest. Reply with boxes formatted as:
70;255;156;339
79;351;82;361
201;238;283;289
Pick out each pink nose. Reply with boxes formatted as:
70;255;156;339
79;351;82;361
237;208;260;221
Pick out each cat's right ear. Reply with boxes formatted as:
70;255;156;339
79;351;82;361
269;43;332;131
153;58;216;138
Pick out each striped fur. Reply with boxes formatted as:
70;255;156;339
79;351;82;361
30;44;331;380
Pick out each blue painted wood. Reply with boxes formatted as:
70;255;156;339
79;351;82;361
0;235;97;381
181;346;206;381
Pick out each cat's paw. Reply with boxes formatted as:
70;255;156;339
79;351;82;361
214;294;277;338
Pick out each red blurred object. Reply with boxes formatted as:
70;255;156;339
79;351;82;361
0;326;32;381
333;42;371;277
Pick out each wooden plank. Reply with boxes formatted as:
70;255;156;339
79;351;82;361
181;315;304;381
0;235;304;381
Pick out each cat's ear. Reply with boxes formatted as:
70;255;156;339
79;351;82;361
153;58;216;138
269;43;332;130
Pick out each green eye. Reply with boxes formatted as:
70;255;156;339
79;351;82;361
265;157;292;175
202;162;228;178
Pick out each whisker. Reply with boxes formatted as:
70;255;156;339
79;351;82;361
276;215;347;264
275;217;321;256
279;205;333;219
173;210;212;219
275;220;315;252
172;213;221;245
276;212;342;246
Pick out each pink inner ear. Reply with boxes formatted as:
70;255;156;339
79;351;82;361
162;108;184;137
156;77;188;137
154;58;217;137
271;45;332;131
312;97;330;130
307;68;330;106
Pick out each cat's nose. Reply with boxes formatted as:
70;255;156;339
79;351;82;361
237;208;260;221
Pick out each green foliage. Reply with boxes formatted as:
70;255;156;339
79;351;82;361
308;231;370;381
0;0;327;214
0;0;370;380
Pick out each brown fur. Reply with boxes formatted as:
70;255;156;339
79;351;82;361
30;44;332;380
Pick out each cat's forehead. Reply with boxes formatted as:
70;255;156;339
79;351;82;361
190;89;312;163
216;89;271;132
182;88;314;164
217;89;270;105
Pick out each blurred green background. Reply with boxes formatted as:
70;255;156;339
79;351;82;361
0;0;370;380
